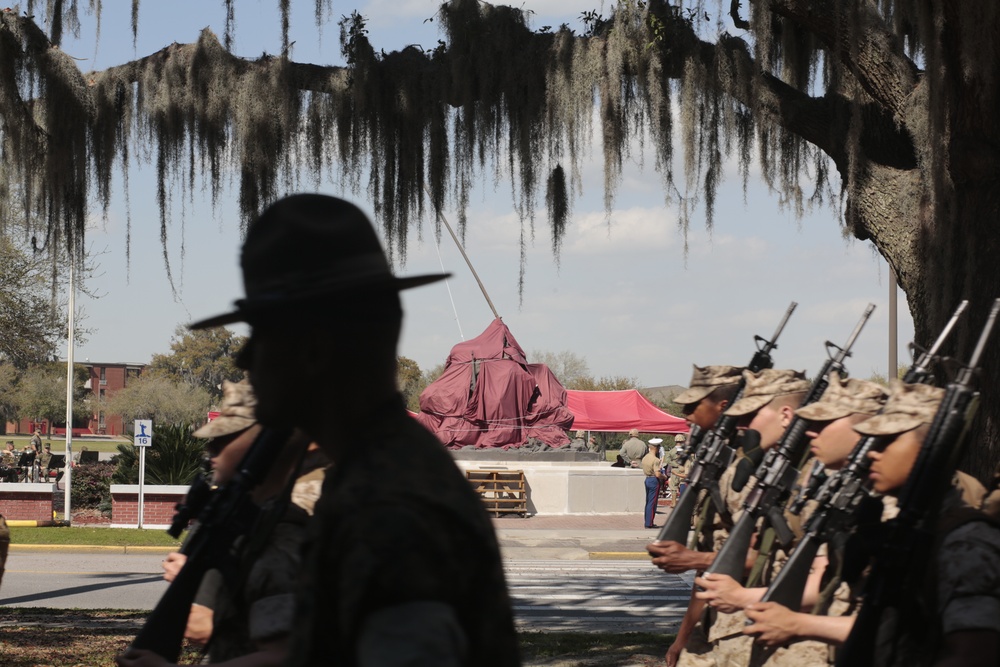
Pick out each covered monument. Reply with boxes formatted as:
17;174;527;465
416;318;575;448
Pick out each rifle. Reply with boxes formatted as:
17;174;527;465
758;301;968;611
704;304;875;581
127;427;293;661
655;302;798;544
836;298;1000;666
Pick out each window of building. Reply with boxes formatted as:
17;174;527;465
100;367;106;385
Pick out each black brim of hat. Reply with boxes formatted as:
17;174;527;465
189;272;451;329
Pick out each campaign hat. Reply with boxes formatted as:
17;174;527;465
673;365;745;406
724;368;810;416
853;380;944;436
190;194;450;329
795;372;888;421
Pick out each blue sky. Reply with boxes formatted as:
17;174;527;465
63;0;913;387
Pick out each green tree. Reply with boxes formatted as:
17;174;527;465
0;238;67;368
397;356;424;412
1;2;998;470
105;374;212;427
148;326;247;401
0;362;18;424
112;423;205;485
14;362;91;426
531;350;592;389
572;375;640;392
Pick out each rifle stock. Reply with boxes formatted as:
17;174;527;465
758;531;821;609
128;427;293;661
654;303;797;545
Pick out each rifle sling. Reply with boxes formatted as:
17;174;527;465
746;526;775;588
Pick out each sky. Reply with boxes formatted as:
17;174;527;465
58;0;914;388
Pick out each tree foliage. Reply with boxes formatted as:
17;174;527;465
397;355;424;412
112;422;205;485
0;237;67;368
14;362;90;425
105;374;212;427
531;350;592;389
0;1;998;471
147;326;246;401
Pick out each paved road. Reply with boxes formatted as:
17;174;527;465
1;550;168;609
506;560;692;633
1;552;693;634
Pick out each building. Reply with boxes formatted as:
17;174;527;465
83;362;145;435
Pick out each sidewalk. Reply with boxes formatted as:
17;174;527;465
9;504;676;560
491;504;673;560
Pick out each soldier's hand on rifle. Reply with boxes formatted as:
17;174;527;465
743;601;799;647
694;572;759;614
646;541;714;573
161;552;186;583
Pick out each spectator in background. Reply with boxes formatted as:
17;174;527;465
620;428;647;468
642;439;665;528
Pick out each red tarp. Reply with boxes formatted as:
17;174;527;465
416;319;575;449
565;390;689;433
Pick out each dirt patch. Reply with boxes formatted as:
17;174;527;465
0;610;669;666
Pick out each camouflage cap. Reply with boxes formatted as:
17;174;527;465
853;380;944;436
193;379;257;439
795;372;889;421
673;364;745;405
724;368;811;417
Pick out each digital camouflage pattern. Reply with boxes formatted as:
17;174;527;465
674;365;745;406
724;369;810;417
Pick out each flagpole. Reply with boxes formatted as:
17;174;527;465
64;259;74;524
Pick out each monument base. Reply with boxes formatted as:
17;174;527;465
450;451;646;515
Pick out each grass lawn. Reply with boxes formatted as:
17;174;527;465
8;526;184;547
1;436;129;454
0;609;672;666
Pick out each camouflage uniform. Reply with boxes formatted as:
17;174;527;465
620;432;648;467
287;396;520;667
678;369;811;667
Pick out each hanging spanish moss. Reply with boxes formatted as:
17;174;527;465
0;1;990;326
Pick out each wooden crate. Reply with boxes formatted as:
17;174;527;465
467;469;527;516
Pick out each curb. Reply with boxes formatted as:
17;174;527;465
6;520;71;528
8;544;177;554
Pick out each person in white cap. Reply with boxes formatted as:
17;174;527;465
643;439;665;528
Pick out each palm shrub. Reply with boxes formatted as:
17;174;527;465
113;423;206;485
71;460;116;511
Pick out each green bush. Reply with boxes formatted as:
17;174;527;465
70;461;116;510
113;422;206;485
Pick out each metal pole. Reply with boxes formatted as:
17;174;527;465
423;185;500;320
64;260;74;524
889;267;898;379
138;444;145;528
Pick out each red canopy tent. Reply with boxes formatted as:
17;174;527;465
565;390;689;433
